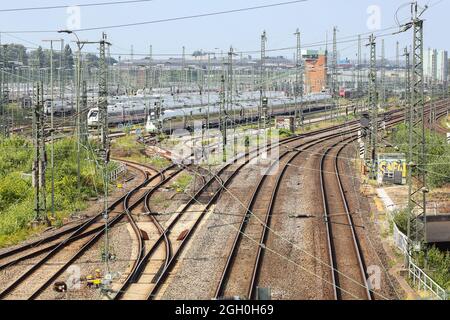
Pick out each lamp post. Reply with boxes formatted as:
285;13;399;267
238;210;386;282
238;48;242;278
58;30;83;191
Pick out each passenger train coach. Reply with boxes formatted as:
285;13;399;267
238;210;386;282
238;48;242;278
87;92;333;127
87;102;147;126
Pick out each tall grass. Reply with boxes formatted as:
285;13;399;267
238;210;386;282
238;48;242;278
0;136;110;248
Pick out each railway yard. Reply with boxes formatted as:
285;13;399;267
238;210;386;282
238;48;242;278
0;0;449;304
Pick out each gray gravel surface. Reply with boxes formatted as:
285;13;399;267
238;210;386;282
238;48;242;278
160;165;260;300
257;141;335;300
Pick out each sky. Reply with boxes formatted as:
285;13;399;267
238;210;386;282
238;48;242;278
0;0;448;61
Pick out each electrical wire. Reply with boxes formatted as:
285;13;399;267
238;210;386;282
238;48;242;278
0;0;156;13
1;0;308;34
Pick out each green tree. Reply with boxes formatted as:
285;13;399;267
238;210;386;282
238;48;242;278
29;46;46;68
64;44;74;70
2;44;28;66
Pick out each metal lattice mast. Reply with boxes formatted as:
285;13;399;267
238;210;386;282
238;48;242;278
227;46;233;124
357;34;362;93
220;74;227;161
0;44;5;137
396;41;400;69
367;34;378;179
332;27;338;96
294;28;304;127
407;1;428;255
59;40;65;112
147;45;153;90
260;31;267;131
32;83;41;221
32;82;47;222
380;39;386;110
430;49;437;127
99;33;111;160
81;80;88;144
331;27;338;121
404;47;411;124
182;46;186;92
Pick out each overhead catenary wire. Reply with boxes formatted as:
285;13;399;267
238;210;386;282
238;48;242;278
0;0;157;13
0;0;308;34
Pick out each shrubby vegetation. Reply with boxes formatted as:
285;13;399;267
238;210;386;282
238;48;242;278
171;173;193;193
390;124;450;188
0;136;110;247
393;209;450;291
416;247;450;291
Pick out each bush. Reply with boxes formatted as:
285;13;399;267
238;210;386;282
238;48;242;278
171;173;193;193
393;209;409;234
391;124;450;188
0;136;110;247
415;247;450;290
0;172;31;211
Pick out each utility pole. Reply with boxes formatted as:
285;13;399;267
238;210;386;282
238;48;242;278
58;29;87;191
380;39;386;110
99;33;111;156
404;47;411;124
182;46;186;92
32;82;47;223
331;26;338;121
405;1;428;257
430;49;437;128
396;41;400;69
220;74;227;162
294;28;304;128
227;46;234;126
81;80;88;144
0;43;4;137
97;33;112;280
366;34;378;179
260;31;267;131
357;34;362;93
207;52;211;131
59;39;65;118
147;45;153;90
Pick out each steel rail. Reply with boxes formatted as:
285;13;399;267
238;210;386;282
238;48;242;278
320;137;370;300
214;130;359;299
25;162;184;300
0;161;177;299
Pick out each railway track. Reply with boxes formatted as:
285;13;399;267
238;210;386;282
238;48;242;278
114;101;449;300
432;110;449;135
212;101;448;300
320;137;371;300
0;164;143;264
115;125;355;299
213;130;360;299
0;161;184;300
0;100;448;300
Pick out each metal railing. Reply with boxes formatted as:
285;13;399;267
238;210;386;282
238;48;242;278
409;260;448;300
392;223;409;255
391;220;448;300
109;162;126;182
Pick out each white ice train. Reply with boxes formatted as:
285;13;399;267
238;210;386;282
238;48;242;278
87;92;332;128
44;99;74;115
87;101;147;127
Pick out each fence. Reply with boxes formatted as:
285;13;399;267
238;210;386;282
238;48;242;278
109;162;126;182
391;220;448;300
392;223;408;255
409;260;448;300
